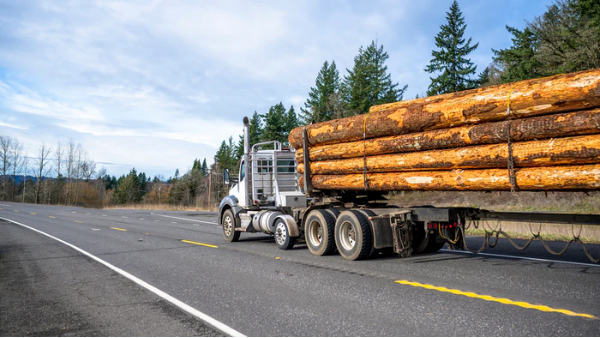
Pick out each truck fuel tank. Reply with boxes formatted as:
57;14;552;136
252;210;284;233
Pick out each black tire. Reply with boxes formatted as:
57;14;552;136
413;226;446;254
274;219;296;250
356;209;377;258
334;210;373;261
222;209;240;242
427;240;446;253
305;210;336;256
324;208;341;218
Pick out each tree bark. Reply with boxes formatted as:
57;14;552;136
296;109;600;162
300;164;600;191
297;134;600;174
289;69;600;149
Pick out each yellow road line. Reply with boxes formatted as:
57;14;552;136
181;240;218;248
14;210;19;213
0;207;3;210
394;280;596;319
30;212;36;215
75;221;83;223
49;216;56;218
110;227;127;232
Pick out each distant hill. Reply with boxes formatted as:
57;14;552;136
0;175;54;184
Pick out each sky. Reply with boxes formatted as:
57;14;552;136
0;0;555;179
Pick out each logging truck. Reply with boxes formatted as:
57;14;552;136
218;117;600;261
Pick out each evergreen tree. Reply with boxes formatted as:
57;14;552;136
113;168;142;204
477;66;491;87
249;111;263;146
300;60;341;123
235;134;244;159
174;168;179;180
192;159;200;171
215;137;238;172
262;102;287;144
283;105;298;143
201;158;208;176
425;0;479;96
492;26;541;82
343;41;407;115
491;0;599;84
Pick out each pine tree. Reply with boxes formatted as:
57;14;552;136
300;60;341;123
425;0;479;96
343;41;407;115
113;168;142;204
174;169;179;180
235;134;244;159
283;105;298;143
249;111;263;146
192;159;200;171
262;102;287;144
492;26;541;82
477;66;491;87
201;158;208;176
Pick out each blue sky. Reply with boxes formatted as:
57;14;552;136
0;0;554;178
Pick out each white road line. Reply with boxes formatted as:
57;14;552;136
122;216;128;219
0;216;245;337
92;228;100;231
439;249;600;268
139;218;144;220
0;204;11;206
102;215;107;217
152;213;218;225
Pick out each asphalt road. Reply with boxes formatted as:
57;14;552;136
1;203;599;336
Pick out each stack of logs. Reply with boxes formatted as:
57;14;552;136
289;69;600;191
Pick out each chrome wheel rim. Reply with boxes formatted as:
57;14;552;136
308;220;323;247
223;215;233;237
275;222;287;245
339;221;356;251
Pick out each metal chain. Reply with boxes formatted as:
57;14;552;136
455;220;600;263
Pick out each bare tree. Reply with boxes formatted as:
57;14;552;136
53;142;64;204
74;143;83;205
9;139;25;201
65;138;76;204
21;153;29;203
33;143;52;204
0;135;13;200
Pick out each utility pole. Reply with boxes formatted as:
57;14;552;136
22;173;25;203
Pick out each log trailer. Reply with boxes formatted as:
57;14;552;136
218;117;600;262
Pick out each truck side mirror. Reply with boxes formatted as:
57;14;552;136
223;168;230;185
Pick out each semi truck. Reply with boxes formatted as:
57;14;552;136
218;117;600;261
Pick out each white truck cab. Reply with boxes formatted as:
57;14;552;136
219;117;306;250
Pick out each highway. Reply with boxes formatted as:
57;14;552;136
1;203;599;336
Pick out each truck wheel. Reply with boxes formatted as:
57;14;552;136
222;209;240;242
274;219;296;250
305;210;336;256
335;210;373;261
413;228;446;253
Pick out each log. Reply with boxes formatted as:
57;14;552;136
296;109;600;162
289;68;600;149
300;164;600;191
297;135;600;174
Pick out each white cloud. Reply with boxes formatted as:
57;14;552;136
0;120;28;130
